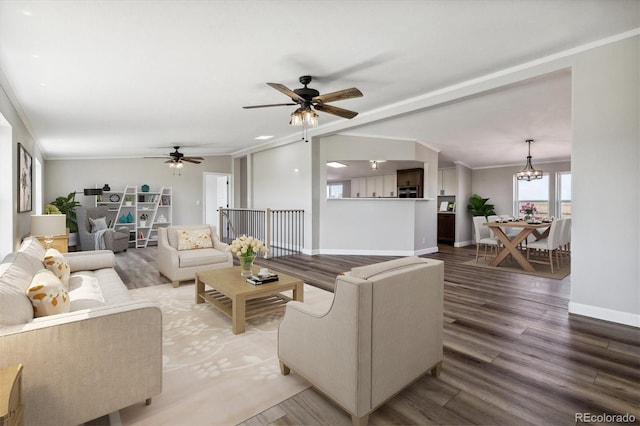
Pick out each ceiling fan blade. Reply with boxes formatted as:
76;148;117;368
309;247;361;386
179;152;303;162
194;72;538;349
243;103;297;109
183;156;204;161
164;159;175;163
267;83;305;102
182;158;202;164
313;87;363;104
314;103;359;119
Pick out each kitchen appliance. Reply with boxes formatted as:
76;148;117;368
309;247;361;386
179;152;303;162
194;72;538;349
398;186;419;198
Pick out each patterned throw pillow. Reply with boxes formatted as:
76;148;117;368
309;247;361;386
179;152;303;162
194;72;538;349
43;248;71;287
26;269;70;317
89;216;108;232
177;228;214;251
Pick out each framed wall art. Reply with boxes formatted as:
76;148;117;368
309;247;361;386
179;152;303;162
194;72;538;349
18;143;33;213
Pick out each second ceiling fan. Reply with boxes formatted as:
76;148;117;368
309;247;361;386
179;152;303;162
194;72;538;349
243;75;363;126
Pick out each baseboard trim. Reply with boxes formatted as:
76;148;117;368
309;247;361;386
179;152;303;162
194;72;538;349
568;302;640;328
320;247;438;256
454;240;473;248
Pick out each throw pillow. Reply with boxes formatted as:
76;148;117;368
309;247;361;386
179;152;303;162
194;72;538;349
26;269;70;317
43;248;71;287
177;228;214;250
89;216;108;232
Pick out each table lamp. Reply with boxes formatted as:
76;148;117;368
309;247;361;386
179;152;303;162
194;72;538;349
31;214;67;248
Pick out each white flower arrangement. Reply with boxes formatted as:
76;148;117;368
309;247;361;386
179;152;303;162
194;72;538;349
226;235;269;258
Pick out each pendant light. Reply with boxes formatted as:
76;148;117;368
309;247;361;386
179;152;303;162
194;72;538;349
516;139;543;181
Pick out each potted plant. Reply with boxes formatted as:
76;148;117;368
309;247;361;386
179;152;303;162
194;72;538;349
50;192;81;247
467;193;496;218
140;213;149;227
125;195;133;206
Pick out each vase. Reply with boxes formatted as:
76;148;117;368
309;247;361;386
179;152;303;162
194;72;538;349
524;214;533;221
239;254;256;277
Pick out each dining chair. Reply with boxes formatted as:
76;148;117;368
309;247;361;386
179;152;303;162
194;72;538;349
526;218;564;273
472;216;500;262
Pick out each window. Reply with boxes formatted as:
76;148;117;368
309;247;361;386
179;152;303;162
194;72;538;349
327;182;344;199
515;174;549;217
557;172;572;218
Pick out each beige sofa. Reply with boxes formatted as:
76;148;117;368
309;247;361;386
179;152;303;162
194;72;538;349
0;237;162;426
278;256;444;426
157;224;233;287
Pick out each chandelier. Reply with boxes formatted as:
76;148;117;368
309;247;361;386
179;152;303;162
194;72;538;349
168;159;184;175
516;139;543;181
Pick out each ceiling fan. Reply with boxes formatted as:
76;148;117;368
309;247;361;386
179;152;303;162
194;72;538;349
243;75;363;126
160;146;204;165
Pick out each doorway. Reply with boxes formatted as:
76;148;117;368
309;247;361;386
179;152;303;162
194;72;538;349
203;173;230;230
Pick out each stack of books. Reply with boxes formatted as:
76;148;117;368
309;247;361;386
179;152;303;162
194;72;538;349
246;273;279;285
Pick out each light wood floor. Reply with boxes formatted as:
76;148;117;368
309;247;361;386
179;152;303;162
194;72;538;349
114;246;640;425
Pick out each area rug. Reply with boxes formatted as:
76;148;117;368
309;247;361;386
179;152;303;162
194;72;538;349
463;257;570;280
117;282;334;426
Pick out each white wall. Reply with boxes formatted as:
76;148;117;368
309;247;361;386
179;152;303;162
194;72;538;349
570;36;639;326
455;164;473;246
45;156;232;225
0;82;45;254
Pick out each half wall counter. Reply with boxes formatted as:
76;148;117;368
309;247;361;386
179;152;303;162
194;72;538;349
321;198;437;256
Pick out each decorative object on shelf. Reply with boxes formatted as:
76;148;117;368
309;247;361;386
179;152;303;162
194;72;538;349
140;213;148;227
516;139;543;181
519;202;538;221
124;195;133;206
119;214;127;223
102;184;111;191
83;188;103;196
156;213;167;223
141;184;150;192
226;235;269;277
467;193;496;218
126;212;133;223
109;193;120;202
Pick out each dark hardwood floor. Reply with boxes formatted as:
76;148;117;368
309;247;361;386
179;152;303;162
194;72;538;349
115;245;640;425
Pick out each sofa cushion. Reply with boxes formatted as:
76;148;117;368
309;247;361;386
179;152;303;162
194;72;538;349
26;269;70;317
68;272;105;311
0;252;45;326
18;236;46;261
350;256;427;280
177;228;214;250
43;248;71;287
179;248;229;268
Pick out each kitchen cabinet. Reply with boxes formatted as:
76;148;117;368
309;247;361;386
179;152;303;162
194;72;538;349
437;213;455;244
366;176;384;197
383;174;397;197
438;168;457;196
351;177;366;197
397;168;424;187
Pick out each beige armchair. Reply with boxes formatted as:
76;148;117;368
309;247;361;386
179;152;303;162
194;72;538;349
278;256;444;426
158;224;233;287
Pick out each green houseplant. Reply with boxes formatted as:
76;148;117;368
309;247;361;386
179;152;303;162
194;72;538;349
50;192;81;244
467;193;496;218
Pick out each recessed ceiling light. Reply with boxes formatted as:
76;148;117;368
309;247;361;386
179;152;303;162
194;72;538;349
327;161;348;168
255;135;273;140
22;10;32;16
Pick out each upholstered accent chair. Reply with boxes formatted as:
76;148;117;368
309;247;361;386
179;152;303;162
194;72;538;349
278;256;444;426
76;206;129;253
157;224;233;287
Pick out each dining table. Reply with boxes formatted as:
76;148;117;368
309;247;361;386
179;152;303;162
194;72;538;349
484;220;551;272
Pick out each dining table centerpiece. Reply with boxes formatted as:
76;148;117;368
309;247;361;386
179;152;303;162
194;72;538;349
519;202;538;221
227;235;269;277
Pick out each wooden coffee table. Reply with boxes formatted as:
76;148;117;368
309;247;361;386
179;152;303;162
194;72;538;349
195;266;304;334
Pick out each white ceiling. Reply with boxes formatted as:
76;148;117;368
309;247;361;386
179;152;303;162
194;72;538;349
0;1;638;168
